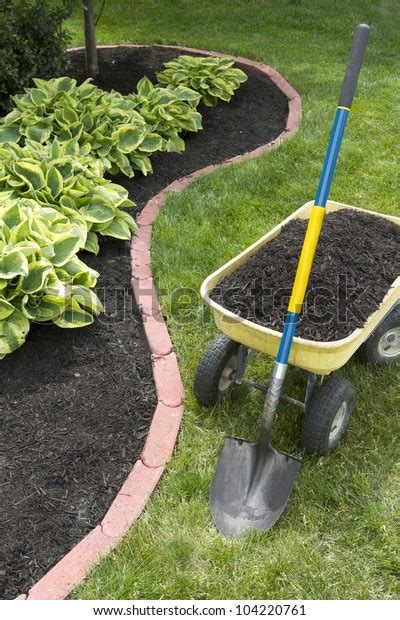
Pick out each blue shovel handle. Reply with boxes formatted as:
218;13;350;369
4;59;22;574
262;24;370;432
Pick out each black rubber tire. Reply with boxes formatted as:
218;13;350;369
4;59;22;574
302;374;356;455
356;306;400;365
194;335;240;407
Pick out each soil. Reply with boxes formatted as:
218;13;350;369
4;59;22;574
211;210;400;341
1;46;289;599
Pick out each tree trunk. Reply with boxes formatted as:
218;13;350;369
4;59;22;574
83;0;99;78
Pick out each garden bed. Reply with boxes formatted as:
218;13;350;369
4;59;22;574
211;209;400;341
1;45;289;599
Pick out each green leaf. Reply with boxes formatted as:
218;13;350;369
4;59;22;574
81;196;115;223
63;107;80;125
25;122;52;143
114;126;146;153
31;294;67;321
129;153;152;176
71;286;103;314
137;76;154;97
139;133;163;153
83;231;100;255
1;202;23;228
20;261;53;294
46;166;63;197
96;137;113;156
3;109;22;124
109;150;134;177
50;235;82;267
0;298;15;320
8;240;40;258
53;298;95;328
54;77;76;93
62;256;99;284
64;138;80;156
166;134;186;152
50;140;61;159
13;161;46;190
0;126;20;143
0;251;29;278
29;89;46;105
99;217;132;240
173;85;202;104
82;112;94;130
0;308;30;359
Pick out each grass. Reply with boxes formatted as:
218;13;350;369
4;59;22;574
69;0;399;599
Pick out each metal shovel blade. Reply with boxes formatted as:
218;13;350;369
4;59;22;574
210;437;301;538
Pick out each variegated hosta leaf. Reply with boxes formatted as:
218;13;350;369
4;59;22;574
53;297;98;328
0;307;30;359
0;57;247;361
0;197;103;359
0;78;165;177
0;250;29;279
128;80;202;152
156;54;247;107
0;140;137;247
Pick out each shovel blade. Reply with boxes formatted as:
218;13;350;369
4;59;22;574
210;437;301;538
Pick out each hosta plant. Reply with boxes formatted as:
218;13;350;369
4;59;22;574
156;55;248;107
0;139;137;254
128;78;202;152
0;77;164;177
0;196;103;359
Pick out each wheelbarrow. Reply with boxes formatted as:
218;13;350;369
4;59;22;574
195;201;400;531
194;24;400;537
196;199;400;451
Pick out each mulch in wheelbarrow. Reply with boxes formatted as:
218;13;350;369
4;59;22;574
211;210;400;341
1;46;288;599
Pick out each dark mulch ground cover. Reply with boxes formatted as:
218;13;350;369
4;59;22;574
211;210;400;341
68;46;289;208
1;46;288;599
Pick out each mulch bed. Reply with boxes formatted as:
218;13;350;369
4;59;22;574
0;46;288;599
211;210;400;341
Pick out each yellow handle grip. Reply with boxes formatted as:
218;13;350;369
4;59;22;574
287;205;326;314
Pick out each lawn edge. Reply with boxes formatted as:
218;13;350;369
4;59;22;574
22;44;301;601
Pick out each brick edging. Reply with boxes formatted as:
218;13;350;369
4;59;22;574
21;45;301;600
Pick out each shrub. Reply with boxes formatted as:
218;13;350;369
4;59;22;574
0;0;73;114
0;139;137;253
0;196;103;359
128;78;202;152
0;77;164;177
156;55;248;107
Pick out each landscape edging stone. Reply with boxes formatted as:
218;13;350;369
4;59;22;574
22;43;301;600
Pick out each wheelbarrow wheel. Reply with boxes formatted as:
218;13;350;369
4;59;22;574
356;305;400;365
194;335;240;407
302;374;355;455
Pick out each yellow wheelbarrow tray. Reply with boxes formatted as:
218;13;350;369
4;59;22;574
201;200;400;376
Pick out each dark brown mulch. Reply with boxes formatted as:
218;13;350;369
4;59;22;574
1;46;289;599
211;210;400;341
67;46;289;209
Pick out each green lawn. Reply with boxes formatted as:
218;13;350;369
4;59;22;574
69;0;399;599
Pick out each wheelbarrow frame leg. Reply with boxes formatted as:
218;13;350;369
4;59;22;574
233;345;319;413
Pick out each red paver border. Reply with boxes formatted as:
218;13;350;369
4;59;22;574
21;44;301;600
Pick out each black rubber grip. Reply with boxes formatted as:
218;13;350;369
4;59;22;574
338;23;370;108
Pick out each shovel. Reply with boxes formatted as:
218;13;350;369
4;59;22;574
210;23;370;538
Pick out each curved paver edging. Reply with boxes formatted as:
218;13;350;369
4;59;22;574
20;44;301;600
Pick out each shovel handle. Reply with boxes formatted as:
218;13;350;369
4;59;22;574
262;24;370;430
338;23;370;108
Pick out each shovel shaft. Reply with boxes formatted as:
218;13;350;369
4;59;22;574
261;24;369;429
